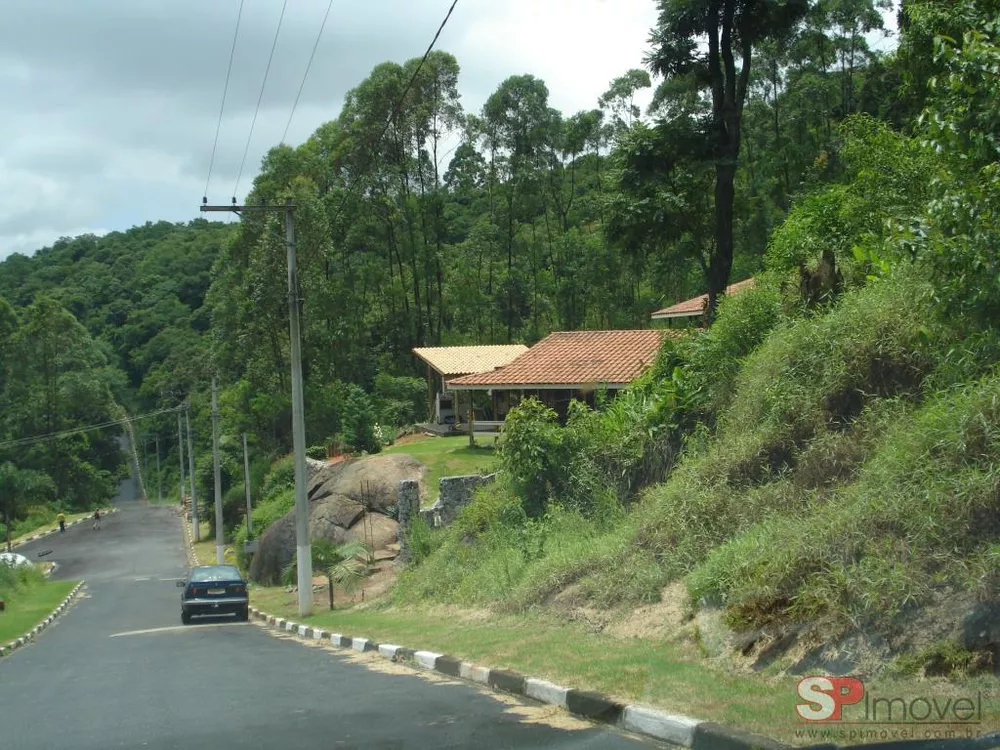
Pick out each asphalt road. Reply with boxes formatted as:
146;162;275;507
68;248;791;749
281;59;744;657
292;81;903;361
1;476;662;750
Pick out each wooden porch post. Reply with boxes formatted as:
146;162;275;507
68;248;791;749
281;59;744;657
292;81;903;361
468;393;475;448
426;363;434;423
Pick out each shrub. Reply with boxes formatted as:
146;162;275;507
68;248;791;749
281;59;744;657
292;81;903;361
374;373;428;427
306;445;328;460
498;398;569;517
342;385;380;454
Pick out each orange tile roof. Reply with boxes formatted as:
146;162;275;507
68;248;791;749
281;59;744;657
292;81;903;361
447;330;674;389
651;277;755;319
413;345;529;377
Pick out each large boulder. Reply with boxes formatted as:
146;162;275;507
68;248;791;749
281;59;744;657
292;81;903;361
307;453;426;510
250;452;424;584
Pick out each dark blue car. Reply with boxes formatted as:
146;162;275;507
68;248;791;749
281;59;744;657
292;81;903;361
177;564;249;625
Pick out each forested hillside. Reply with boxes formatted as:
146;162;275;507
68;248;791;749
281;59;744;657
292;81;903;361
0;0;964;599
399;0;1000;673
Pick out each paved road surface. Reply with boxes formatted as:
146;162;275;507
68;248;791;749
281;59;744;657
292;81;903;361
1;475;661;749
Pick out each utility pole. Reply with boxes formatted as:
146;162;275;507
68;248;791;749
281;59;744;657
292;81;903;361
142;436;149;500
201;198;312;616
211;376;224;565
185;403;199;543
177;411;185;509
155;434;162;503
242;433;253;537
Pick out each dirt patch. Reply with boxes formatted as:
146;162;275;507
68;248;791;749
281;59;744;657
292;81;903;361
607;582;691;640
391;433;427;447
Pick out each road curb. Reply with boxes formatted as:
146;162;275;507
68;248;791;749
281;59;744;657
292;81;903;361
11;508;119;550
181;514;198;568
247;605;788;749
0;581;86;660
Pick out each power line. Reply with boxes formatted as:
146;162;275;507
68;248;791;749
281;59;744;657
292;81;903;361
204;0;246;201
370;0;459;161
281;0;336;145
234;0;290;201
0;406;184;451
328;0;459;228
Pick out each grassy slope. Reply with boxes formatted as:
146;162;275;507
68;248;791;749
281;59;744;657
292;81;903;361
0;576;76;644
382;435;496;502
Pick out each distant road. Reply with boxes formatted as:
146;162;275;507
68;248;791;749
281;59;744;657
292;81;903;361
1;476;660;749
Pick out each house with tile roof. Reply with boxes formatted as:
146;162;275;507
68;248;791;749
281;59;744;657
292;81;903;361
650;277;755;323
446;329;675;424
412;344;529;427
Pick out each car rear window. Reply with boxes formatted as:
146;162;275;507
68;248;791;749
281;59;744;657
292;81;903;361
190;566;241;582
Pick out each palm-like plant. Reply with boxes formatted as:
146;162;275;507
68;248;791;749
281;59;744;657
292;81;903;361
281;538;370;611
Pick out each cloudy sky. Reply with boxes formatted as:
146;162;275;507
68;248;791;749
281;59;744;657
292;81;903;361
0;0;668;258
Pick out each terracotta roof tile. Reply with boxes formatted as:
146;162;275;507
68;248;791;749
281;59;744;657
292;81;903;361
413;345;529;377
447;330;675;389
651;278;755;319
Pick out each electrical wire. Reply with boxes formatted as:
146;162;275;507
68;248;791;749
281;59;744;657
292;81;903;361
370;0;459;160
328;0;459;228
233;0;290;201
204;0;246;201
281;0;336;145
0;406;185;451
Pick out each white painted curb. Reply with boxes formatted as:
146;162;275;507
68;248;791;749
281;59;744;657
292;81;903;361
526;678;569;708
414;650;443;669
460;662;490;685
619;705;700;746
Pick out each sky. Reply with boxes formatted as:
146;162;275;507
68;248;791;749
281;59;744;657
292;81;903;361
0;0;665;259
0;0;897;260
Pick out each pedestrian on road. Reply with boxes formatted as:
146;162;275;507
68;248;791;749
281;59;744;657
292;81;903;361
92;509;101;530
57;512;65;533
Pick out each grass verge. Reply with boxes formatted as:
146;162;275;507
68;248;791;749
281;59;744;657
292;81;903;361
250;587;1000;744
191;521;237;566
247;586;885;745
382;435;496;503
8;510;99;547
0;575;77;644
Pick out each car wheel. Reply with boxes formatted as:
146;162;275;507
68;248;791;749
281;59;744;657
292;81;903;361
181;611;191;625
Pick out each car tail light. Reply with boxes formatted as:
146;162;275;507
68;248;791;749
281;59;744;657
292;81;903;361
230;584;245;594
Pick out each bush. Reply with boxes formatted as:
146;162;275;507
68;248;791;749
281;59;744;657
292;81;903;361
342;385;380;454
498;398;569;517
261;455;295;501
374;373;428;427
306;445;328;460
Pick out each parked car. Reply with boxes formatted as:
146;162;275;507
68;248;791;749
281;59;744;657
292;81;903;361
177;564;249;625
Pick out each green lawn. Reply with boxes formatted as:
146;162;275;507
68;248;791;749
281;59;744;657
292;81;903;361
0;578;77;645
382;435;496;503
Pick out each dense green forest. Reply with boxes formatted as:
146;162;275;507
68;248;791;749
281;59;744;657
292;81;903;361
3;0;995;635
397;0;1000;670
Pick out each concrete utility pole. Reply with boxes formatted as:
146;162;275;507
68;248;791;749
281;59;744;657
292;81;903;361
242;433;253;537
201;198;312;616
177;411;185;508
211;376;224;565
155;435;162;503
185;403;199;543
142;436;149;498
